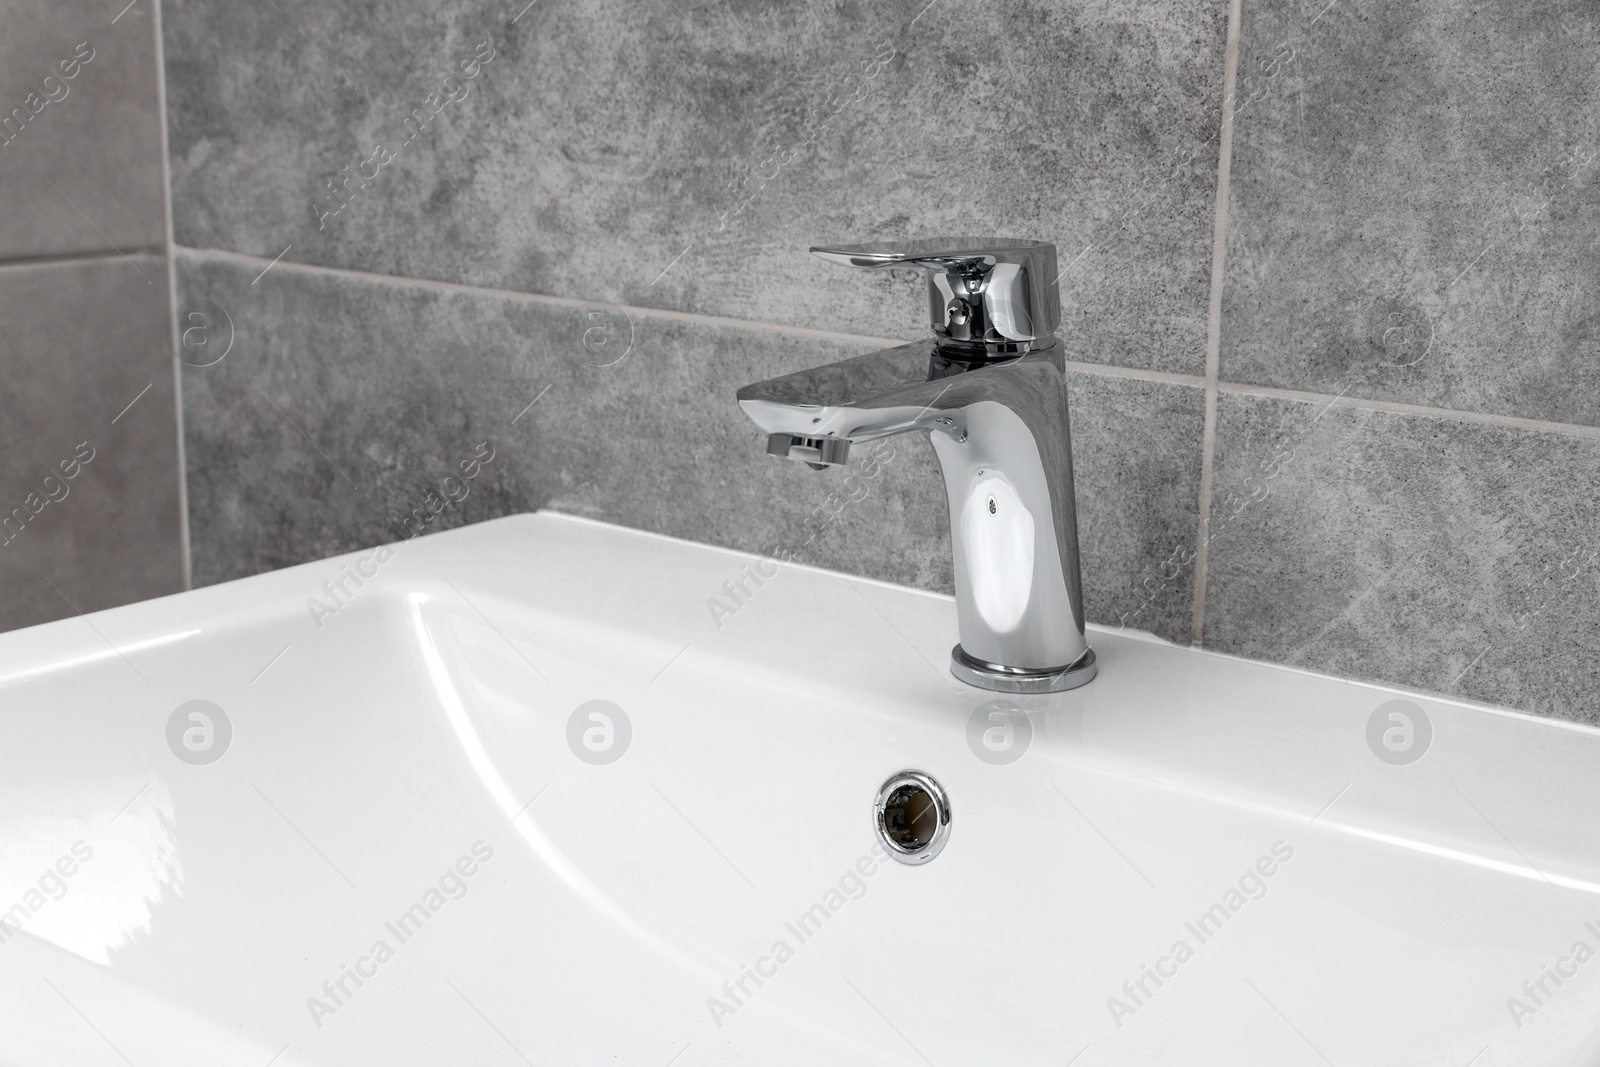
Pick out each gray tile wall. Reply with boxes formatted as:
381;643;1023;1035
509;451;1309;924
0;0;186;632
1204;0;1600;725
163;0;1600;725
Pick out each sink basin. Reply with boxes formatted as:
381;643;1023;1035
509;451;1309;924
2;512;1597;1065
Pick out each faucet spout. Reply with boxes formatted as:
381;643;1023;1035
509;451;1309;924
738;334;1096;694
738;340;978;450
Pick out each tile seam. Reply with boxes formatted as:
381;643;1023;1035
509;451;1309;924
1065;361;1207;388
1217;381;1600;440
172;245;910;350
1191;0;1246;646
170;248;1222;390
152;0;192;591
0;248;166;271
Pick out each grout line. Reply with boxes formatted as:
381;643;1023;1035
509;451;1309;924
172;246;1600;442
0;247;166;271
173;245;911;350
43;178;154;284
1190;0;1245;647
174;247;1205;390
1065;360;1206;389
152;0;192;592
1217;381;1600;440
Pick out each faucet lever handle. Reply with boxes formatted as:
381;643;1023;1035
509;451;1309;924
810;238;1060;349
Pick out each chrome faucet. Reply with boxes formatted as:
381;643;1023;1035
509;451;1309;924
737;238;1096;693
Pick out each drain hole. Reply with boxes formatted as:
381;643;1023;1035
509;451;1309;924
874;770;951;865
882;784;939;849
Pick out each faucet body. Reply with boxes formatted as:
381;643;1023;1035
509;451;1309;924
737;240;1096;693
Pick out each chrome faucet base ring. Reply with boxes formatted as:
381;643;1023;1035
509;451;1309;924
949;645;1097;694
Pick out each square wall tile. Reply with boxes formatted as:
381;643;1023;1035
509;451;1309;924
164;0;1226;373
0;0;168;257
1222;0;1600;426
1202;390;1600;726
0;255;186;631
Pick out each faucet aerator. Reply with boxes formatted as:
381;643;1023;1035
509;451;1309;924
766;432;851;468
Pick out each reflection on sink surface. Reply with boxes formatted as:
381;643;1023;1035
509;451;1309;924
2;512;1598;1065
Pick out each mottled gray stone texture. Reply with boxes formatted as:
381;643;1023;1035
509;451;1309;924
0;0;168;257
1069;372;1206;644
163;0;1226;373
1222;0;1600;426
176;251;1204;642
0;256;186;632
1203;392;1600;726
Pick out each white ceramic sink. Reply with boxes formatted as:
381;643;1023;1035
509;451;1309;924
2;512;1598;1066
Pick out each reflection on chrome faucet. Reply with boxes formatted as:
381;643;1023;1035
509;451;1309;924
737;238;1096;693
